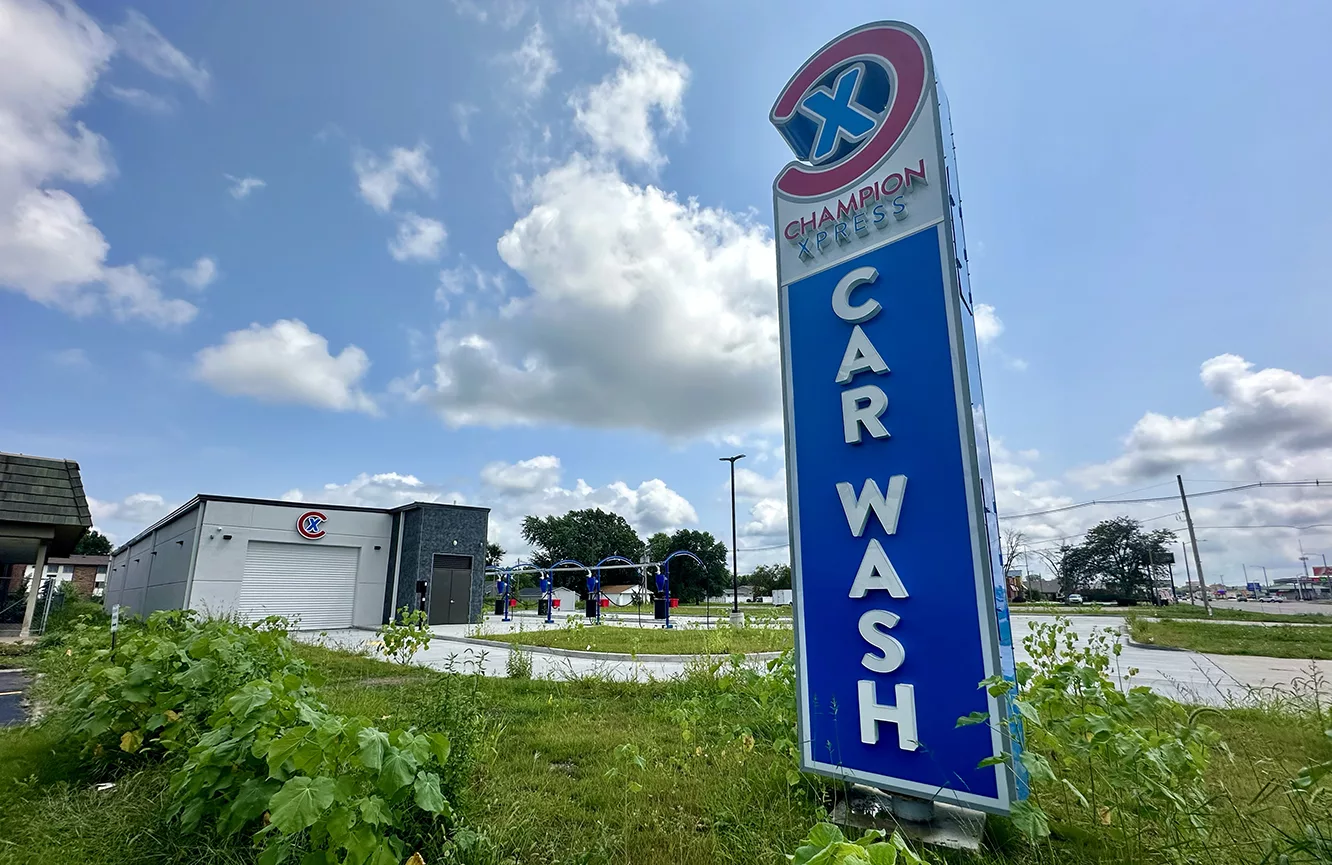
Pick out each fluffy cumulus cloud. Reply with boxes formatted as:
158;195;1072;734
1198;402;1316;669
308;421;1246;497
400;157;779;436
478;455;698;555
570;27;688;169
993;355;1332;587
974;303;1003;345
1076;355;1332;488
0;0;198;325
282;473;462;509
505;21;558;100
89;492;176;540
480;455;561;494
173;255;218;289
193;319;379;414
353;143;435;213
388;213;447;262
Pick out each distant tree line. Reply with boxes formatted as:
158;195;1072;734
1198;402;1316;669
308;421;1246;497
1005;517;1176;602
489;507;794;605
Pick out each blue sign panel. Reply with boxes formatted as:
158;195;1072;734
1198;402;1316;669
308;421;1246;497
772;21;1020;813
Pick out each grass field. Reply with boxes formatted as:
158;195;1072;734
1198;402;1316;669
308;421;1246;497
480;624;794;655
1129;618;1332;659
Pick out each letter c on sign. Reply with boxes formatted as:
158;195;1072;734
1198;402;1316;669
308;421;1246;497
832;266;881;323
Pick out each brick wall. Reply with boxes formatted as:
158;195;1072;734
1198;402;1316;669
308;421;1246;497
70;565;98;598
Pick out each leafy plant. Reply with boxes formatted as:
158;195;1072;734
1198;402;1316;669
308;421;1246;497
378;607;433;664
505;644;533;680
788;822;925;865
967;617;1221;859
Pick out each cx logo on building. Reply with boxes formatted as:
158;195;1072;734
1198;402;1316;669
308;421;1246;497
771;22;929;199
297;511;327;540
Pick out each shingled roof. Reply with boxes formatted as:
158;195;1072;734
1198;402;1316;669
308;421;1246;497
0;452;92;557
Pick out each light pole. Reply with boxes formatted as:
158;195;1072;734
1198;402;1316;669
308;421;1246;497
720;454;746;625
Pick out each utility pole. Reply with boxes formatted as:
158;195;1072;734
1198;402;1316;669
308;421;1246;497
1177;475;1212;616
720;454;746;625
1299;539;1311;601
1243;563;1249;597
1180;541;1196;605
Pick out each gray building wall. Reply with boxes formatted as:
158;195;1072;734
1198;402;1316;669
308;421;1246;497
191;500;394;629
105;503;200;617
392;504;489;622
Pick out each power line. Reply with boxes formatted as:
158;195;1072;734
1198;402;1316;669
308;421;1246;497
1002;480;1332;520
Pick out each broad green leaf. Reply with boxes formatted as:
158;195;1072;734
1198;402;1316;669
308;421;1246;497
864;842;898;865
955;711;989;728
369;839;403;865
358;796;394;826
977;755;1006;768
357;727;390;771
120;730;143;753
266;726;311;774
413;771;447;814
1012;698;1040;726
1010;800;1051;840
220;778;281;835
792;823;845;865
378;746;417;796
257;840;292;865
1019;750;1056;783
426;732;451;766
268;776;337;833
227;683;274;718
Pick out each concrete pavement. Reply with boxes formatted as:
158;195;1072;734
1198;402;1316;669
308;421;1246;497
0;668;30;725
308;612;1332;706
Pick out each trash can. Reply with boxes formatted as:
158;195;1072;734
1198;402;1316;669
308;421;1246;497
494;599;505;615
653;597;668;620
538;598;549;616
585;597;599;618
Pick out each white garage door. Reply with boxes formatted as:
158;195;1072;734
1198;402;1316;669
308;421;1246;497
237;541;360;629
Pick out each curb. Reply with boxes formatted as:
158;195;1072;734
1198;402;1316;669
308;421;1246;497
435;634;785;664
1124;638;1195;653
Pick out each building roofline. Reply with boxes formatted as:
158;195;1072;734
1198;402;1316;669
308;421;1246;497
111;494;489;555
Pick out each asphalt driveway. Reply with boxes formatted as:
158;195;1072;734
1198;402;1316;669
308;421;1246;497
0;668;30;725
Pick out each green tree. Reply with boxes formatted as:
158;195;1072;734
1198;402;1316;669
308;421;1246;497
73;529;112;556
520;509;645;589
646;529;729;604
485;543;505;567
1064;517;1176;600
747;563;792;596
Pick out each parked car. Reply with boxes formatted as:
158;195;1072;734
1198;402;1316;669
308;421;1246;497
1260;595;1284;603
1066;593;1084;605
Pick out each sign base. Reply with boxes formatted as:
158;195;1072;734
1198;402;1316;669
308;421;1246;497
831;785;986;852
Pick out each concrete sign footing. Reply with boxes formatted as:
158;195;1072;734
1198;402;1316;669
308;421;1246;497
831;784;986;852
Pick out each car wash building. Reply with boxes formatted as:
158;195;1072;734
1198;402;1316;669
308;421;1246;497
105;495;489;629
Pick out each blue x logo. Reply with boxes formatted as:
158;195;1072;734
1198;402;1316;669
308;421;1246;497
303;515;322;534
799;64;879;164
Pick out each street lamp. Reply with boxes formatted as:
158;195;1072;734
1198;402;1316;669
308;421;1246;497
720;454;746;622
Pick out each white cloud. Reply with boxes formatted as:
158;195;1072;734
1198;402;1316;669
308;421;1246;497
0;0;197;326
452;102;478;141
733;466;785;499
1075;355;1332;489
173;255;217;290
282;473;461;508
479;455;698;551
480;455;562;494
400;157;779;436
388;213;447;262
505;21;558;100
225;173;265;199
353;143;435;213
111;9;209;97
435;262;506;311
89;492;175;533
570;27;689;169
104;83;172;113
741;498;788;544
974;303;1003;345
194;319;378;414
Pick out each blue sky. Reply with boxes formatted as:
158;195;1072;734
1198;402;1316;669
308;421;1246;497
4;0;1332;584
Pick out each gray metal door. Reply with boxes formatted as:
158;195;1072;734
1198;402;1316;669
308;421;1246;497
429;554;473;625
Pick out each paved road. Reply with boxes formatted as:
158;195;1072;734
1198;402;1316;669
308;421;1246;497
0;668;30;725
1208;599;1332;617
308;612;1332;706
